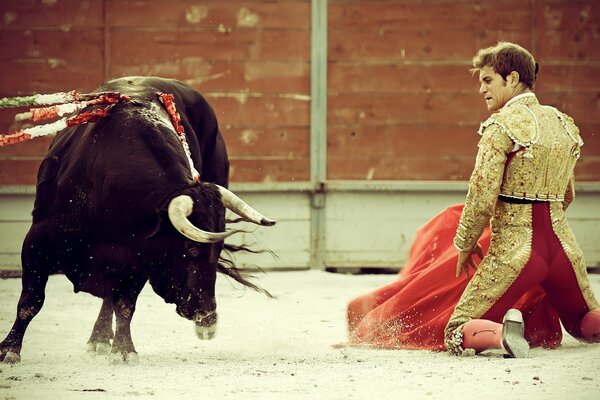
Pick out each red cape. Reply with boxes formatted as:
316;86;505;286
347;204;562;350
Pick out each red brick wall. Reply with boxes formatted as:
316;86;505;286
0;0;598;185
0;0;311;184
328;0;600;180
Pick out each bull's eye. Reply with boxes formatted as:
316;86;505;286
184;241;200;257
188;246;200;258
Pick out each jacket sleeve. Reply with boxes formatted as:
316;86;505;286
453;123;515;252
563;177;575;211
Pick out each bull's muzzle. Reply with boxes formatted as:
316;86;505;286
194;311;217;340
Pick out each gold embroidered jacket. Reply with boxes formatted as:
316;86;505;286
445;93;599;355
453;93;582;253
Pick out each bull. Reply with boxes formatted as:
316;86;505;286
0;76;275;364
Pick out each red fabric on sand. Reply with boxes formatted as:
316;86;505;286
347;204;562;351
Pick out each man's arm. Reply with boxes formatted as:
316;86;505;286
454;123;514;253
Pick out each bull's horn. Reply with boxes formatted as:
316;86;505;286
215;185;277;226
168;195;234;243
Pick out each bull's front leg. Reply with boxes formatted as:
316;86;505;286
109;297;139;365
108;280;145;365
87;298;114;355
0;225;50;364
0;274;48;364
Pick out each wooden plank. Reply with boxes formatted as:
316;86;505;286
0;107;29;134
326;154;476;181
3;189;600;270
329;92;600;127
328;125;599;181
536;65;600;92
0;29;104;95
328;92;488;126
110;30;310;65
329;63;476;94
227;192;310;220
329;63;600;94
0;160;40;185
534;1;600;31
0;29;103;61
325;190;461;268
229;158;309;182
0;254;22;270
0;0;103;28
0;136;52;158
206;96;310;128
0;60;104;95
328;0;532;32
327;125;478;158
578;124;600;156
324;189;600;269
329;28;531;61
223;126;309;158
575;157;600;181
108;0;310;30
538;93;600;124
111;60;310;94
0;195;33;221
536;29;600;61
534;0;600;61
0;223;30;256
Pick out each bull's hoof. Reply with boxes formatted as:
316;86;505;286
87;341;111;355
1;351;21;364
195;324;216;340
108;351;139;365
96;343;111;355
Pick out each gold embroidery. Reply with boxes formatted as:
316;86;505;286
453;124;513;252
446;95;598;355
446;203;533;354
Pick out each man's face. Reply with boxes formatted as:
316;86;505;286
478;65;513;112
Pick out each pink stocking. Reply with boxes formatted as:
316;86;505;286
462;319;503;353
580;309;600;342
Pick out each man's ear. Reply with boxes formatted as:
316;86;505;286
508;71;520;88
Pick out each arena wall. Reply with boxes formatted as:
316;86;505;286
1;1;598;271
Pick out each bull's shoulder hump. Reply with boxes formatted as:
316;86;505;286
100;76;192;97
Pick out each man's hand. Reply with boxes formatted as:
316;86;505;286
456;243;484;277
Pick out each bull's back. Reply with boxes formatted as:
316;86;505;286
35;81;190;228
33;76;224;228
100;77;226;185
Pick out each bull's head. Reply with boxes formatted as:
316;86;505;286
162;183;275;340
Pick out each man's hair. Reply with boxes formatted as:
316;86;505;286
471;42;538;89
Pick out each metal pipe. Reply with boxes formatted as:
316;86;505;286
309;0;328;269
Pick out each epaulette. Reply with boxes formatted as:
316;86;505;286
477;105;538;147
545;106;583;147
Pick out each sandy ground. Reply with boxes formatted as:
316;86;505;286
0;270;599;400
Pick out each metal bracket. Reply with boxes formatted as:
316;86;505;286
311;191;326;209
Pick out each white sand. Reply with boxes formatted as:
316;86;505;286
1;270;599;400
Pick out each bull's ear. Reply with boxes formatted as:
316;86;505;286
145;209;165;240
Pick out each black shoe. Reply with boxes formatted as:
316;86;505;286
502;309;529;358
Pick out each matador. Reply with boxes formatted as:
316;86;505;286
444;42;600;358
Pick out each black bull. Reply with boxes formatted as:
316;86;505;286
0;76;276;364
